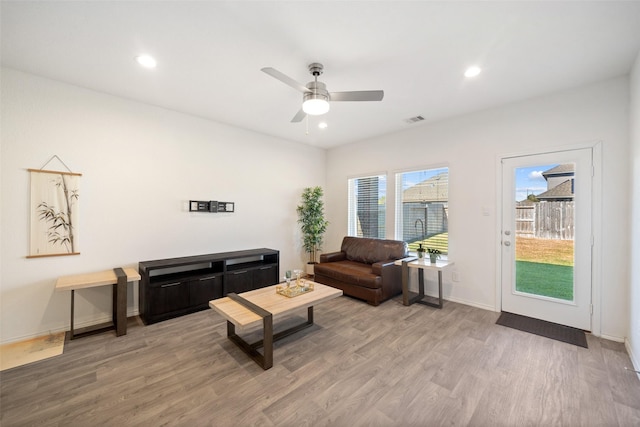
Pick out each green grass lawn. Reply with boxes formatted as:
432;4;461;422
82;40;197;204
408;235;573;300
516;261;573;300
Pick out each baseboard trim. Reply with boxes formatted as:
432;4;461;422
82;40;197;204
599;333;625;343
625;338;640;381
416;290;496;313
1;309;140;345
444;295;496;312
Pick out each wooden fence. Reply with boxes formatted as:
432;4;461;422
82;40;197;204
515;201;574;240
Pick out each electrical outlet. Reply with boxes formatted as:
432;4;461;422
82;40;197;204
452;271;460;282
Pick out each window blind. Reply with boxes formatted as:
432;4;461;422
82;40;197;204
348;174;386;239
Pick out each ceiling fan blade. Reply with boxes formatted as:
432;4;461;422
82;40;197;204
330;90;384;102
261;67;311;94
291;108;307;123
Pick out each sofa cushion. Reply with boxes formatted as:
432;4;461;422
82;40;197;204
341;236;408;265
313;260;382;290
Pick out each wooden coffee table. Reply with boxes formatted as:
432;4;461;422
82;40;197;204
209;281;342;369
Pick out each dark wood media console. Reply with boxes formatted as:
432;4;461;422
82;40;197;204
139;248;279;325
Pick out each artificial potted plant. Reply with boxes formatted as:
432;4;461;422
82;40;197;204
297;186;329;275
417;243;426;259
427;248;441;264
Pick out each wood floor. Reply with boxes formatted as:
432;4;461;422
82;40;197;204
2;296;640;426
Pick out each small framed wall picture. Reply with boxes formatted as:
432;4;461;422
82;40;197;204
28;168;82;258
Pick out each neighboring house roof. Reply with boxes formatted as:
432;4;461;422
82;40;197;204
403;172;448;203
536;179;574;200
517;198;537;206
542;164;574;179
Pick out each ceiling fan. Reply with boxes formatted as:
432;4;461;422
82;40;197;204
261;63;384;122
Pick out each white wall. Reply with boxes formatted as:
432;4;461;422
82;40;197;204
0;68;325;344
325;77;630;340
2;67;633;345
628;51;640;369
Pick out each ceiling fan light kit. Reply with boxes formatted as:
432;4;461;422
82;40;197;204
262;62;384;122
302;79;330;115
303;98;330;115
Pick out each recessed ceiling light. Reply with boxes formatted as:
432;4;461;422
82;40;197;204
318;122;328;129
464;66;481;78
136;55;157;69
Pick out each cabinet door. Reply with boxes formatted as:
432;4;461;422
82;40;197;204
149;281;190;316
225;270;253;295
189;275;223;307
253;265;278;289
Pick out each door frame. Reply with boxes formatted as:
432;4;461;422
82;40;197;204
494;141;602;336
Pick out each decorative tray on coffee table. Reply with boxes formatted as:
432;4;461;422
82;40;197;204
276;281;315;298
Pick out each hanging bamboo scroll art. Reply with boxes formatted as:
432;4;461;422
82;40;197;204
28;167;81;258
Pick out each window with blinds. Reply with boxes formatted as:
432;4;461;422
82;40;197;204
348;174;387;239
395;167;449;254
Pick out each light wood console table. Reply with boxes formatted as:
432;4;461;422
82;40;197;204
55;267;141;339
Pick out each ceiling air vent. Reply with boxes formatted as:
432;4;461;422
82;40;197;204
405;115;425;124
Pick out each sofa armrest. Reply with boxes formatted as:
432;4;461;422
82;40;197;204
372;259;400;276
320;251;347;263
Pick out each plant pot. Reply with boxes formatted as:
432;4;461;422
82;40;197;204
429;254;438;264
306;262;315;276
417;251;425;259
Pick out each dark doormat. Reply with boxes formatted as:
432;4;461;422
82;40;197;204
496;311;588;348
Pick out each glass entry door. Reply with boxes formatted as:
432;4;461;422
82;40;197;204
501;148;592;330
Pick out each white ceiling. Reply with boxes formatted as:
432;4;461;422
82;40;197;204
2;1;640;148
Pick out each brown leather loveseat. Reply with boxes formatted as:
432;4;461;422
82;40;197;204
313;236;409;306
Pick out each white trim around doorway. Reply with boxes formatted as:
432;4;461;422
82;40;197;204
494;140;603;337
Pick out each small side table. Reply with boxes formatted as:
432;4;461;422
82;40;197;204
55;267;141;339
396;258;454;308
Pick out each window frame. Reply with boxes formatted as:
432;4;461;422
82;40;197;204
394;165;450;256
